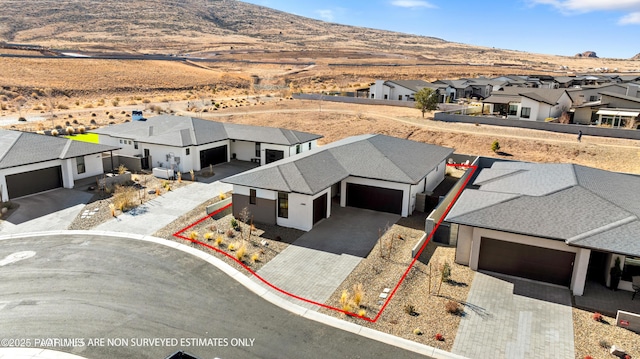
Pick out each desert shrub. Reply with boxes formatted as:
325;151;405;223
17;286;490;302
353;283;364;307
117;164;128;175
214;236;224;247
78;126;85;134
435;333;444;341
84;103;94;109
598;340;610;349
230;218;238;229
491;140;500;153
250;252;260;263
189;231;199;240
592;312;603;322
404;304;416;315
32;105;42;111
235;244;247;261
51;129;59;136
108;114;115;119
112;185;137;212
72;119;78;124
57;104;69;110
90;119;97;125
18;117;26;121
66;127;74;135
413;328;423;336
228;242;237;251
204;232;214;241
142;98;151;103
112;99;119;106
226;229;235;238
445;300;461;315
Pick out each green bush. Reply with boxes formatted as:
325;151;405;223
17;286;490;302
491;140;500;153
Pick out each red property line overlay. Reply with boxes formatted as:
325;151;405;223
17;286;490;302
173;163;478;323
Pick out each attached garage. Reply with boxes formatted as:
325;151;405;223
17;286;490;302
313;193;327;225
478;237;575;287
6;166;63;199
265;149;284;164
200;145;228;168
346;183;403;215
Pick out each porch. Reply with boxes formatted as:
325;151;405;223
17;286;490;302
574;280;640;318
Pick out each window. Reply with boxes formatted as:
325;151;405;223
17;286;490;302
508;104;519;116
186;148;190;155
119;139;123;144
521;107;531;119
134;142;139;150
308;143;312;150
384;94;388;99
622;256;640;281
255;143;261;157
589;95;598;102
398;95;402;100
76;156;86;174
296;144;301;154
250;189;256;205
278;192;288;218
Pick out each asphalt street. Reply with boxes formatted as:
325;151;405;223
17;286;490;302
0;234;431;359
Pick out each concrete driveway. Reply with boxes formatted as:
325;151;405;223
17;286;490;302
452;272;574;359
256;204;400;308
0;233;429;359
0;189;93;234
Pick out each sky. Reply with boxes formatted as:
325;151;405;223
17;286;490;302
241;0;640;59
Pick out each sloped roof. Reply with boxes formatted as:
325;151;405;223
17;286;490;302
0;129;119;170
384;80;431;92
446;161;640;257
485;87;570;105
600;91;640;104
91;115;323;147
223;134;453;195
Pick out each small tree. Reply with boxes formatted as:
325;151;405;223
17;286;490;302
414;88;439;118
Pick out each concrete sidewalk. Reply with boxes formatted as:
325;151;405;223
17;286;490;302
93;181;231;235
256;205;399;309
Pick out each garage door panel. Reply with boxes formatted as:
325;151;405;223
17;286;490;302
478;237;574;287
200;145;228;168
6;166;63;199
346;183;402;215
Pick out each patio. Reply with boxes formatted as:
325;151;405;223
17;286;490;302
574;280;640;318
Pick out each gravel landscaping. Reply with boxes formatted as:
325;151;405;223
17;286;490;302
318;212;475;352
573;309;639;359
153;198;304;275
67;173;191;230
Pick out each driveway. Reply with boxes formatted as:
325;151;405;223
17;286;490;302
0;233;430;359
256;204;400;308
452;272;574;359
0;189;93;234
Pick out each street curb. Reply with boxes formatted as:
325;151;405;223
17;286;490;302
0;231;470;359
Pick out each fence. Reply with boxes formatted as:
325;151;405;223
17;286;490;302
434;112;640;140
411;158;480;258
102;154;143;173
293;93;416;108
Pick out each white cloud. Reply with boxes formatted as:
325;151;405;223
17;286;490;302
315;9;334;21
620;11;640;23
529;0;640;24
529;0;640;12
390;0;437;9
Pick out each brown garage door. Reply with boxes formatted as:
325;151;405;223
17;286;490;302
478;237;575;287
6;166;63;199
346;183;403;215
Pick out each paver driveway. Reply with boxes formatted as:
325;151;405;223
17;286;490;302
452;272;574;359
255;204;400;309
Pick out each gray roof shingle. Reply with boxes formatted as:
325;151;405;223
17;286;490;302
91;115;322;147
446;161;640;256
223;134;453;195
0;129;119;169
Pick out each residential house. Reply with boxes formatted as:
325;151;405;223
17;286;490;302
567;84;627;107
446;160;640;296
91;115;323;173
0;129;119;200
483;87;573;121
368;80;433;101
222;134;453;231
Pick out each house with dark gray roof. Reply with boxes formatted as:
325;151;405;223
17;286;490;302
223;134;453;231
0;129;119;200
483;87;573;121
91;115;323;173
369;80;434;102
446;160;640;296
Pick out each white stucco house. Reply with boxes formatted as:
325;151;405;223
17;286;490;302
369;80;442;102
0;129;119;200
483;88;573;121
223;134;453;231
446;161;640;296
91;115;323;173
